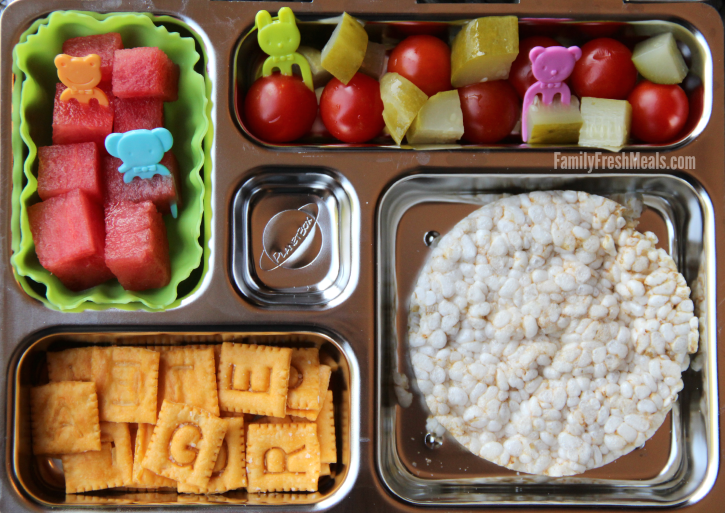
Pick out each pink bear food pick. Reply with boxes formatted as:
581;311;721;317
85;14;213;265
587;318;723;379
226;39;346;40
521;45;582;143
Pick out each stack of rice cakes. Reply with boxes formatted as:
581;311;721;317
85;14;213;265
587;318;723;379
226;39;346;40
30;343;336;494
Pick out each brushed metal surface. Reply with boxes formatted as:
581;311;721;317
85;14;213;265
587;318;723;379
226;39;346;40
376;173;717;506
1;0;724;512
231;170;359;308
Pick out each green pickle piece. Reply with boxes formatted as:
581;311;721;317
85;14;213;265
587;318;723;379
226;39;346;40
407;90;464;145
380;72;429;146
320;12;368;85
527;96;582;145
451;16;519;88
631;32;688;85
578;97;632;151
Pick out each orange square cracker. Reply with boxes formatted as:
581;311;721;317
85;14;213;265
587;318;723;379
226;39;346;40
31;381;101;455
291;390;336;464
286;364;331;420
158;347;219;416
62;422;133;493
132;423;178;489
177;417;247;494
47;347;93;382
92;347;160;424
286;348;321;411
246;423;320;493
218;343;292;417
142;400;227;488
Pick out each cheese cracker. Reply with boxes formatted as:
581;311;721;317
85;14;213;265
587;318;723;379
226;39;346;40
31;381;101;455
246;423;320;492
177;417;247;494
286;348;320;411
143;400;227;488
286;364;332;420
62;422;133;493
158;347;219;416
218;343;292;417
131;423;177;490
92;347;160;424
291;390;336;464
47;347;93;382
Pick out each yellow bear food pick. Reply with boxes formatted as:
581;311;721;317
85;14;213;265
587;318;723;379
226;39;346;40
54;53;109;106
256;7;314;91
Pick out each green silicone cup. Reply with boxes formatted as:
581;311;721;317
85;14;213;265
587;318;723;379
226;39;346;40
10;11;212;312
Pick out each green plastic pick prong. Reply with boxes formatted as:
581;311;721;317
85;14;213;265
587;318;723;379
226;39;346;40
256;7;314;91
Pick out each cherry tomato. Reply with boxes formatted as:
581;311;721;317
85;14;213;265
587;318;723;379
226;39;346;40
628;80;689;144
243;73;317;143
571;38;637;100
458;81;520;144
320;73;385;143
508;36;560;99
388;35;451;97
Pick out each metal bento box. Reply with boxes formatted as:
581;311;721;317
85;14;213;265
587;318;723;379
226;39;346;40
1;0;724;512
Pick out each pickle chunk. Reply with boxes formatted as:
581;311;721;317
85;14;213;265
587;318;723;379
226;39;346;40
321;13;368;85
298;46;333;89
380;72;429;145
526;96;582;145
578;97;632;151
451;16;519;88
631;33;688;85
407;90;464;145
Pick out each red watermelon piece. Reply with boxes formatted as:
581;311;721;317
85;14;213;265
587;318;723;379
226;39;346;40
28;190;113;291
113;97;164;133
102;152;181;216
37;142;102;204
112;47;179;101
52;83;114;146
105;201;171;291
62;32;123;85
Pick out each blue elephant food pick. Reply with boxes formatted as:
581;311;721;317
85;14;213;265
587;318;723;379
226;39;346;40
256;7;314;91
105;128;173;183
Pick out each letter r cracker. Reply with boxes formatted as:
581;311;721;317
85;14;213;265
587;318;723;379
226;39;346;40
31;381;101;455
158;347;219;416
177;417;247;494
62;422;133;493
92;347;160;424
246;423;320;493
218;343;292;417
143;400;227;488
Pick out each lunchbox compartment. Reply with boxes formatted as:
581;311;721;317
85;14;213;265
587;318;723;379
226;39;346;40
7;329;359;508
9;11;213;312
230;168;358;308
376;172;717;506
233;17;711;151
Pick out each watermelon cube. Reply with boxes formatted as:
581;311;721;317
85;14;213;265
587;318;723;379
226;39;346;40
52;83;114;146
102;152;181;216
113;97;164;133
37;142;102;204
62;32;123;85
28;190;113;291
112;47;179;101
105;201;171;291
